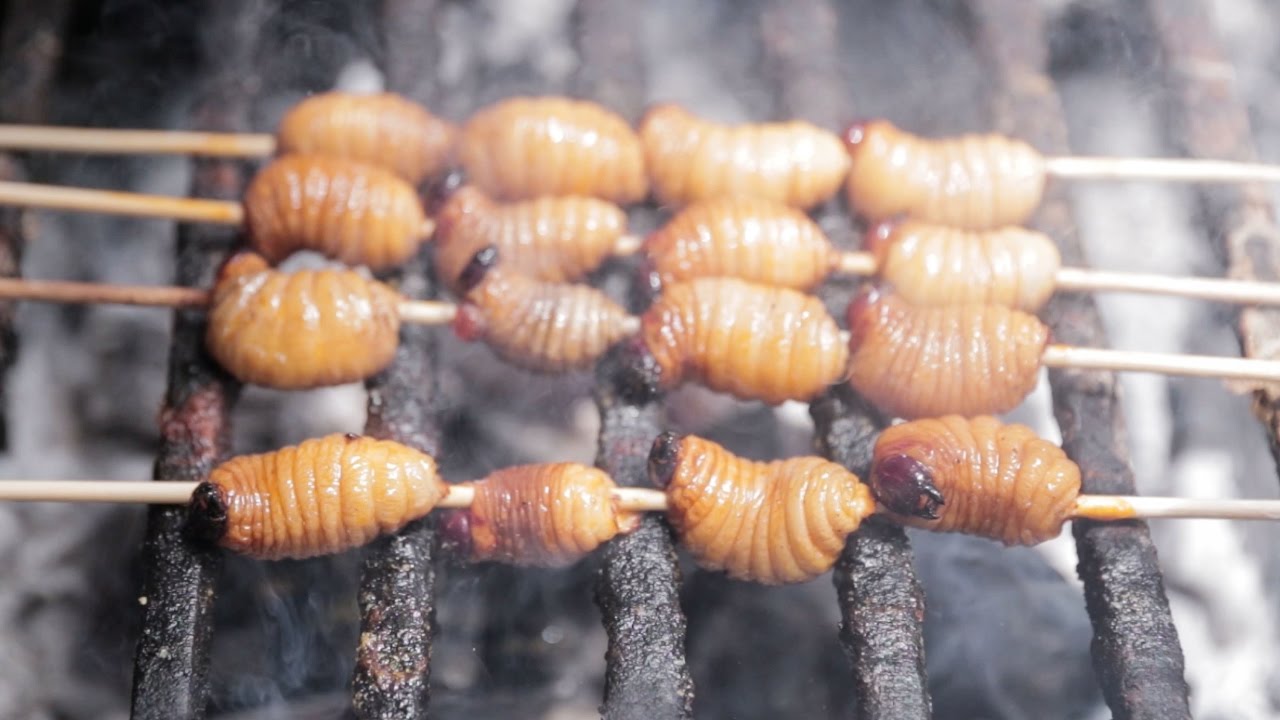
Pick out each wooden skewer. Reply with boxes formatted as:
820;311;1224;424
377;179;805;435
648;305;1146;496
0;180;436;238
2;480;1278;524
1044;155;1280;184
834;253;1280;306
0;125;278;158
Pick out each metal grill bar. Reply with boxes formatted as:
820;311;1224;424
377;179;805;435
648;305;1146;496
1138;0;1280;472
811;388;930;720
575;3;694;714
129;2;271;718
966;2;1193;717
0;0;73;450
349;4;448;717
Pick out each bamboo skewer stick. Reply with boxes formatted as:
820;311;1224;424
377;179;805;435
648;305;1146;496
1044;155;1280;184
0;125;278;158
2;480;1278;525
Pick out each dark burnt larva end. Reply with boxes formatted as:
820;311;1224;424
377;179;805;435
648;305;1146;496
871;453;945;520
842;119;875;149
604;336;663;405
437;509;474;561
862;219;899;254
422;168;468;212
185;481;229;547
456;245;500;294
647;431;683;489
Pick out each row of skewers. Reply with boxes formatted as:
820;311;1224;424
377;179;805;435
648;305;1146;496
2;90;1280;584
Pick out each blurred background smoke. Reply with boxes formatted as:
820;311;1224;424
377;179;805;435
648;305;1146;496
0;0;1277;718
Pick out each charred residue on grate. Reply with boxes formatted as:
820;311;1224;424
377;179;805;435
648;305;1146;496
129;2;268;718
965;1;1193;717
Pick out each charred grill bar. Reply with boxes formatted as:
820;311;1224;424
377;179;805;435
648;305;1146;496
129;2;269;718
1139;0;1280;471
348;4;449;717
967;1;1193;717
0;0;72;449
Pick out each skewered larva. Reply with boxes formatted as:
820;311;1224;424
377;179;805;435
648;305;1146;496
434;185;628;290
187;433;447;559
439;463;641;567
275;91;456;185
642;196;839;291
452;247;636;373
845;286;1048;419
865;220;1062;311
869;416;1081;546
636;277;848;404
206;252;401;389
458;96;647;203
648;432;874;584
844;120;1047;229
639;104;851;209
243;154;431;270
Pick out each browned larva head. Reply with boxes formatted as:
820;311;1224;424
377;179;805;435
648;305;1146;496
422;168;469;215
437;509;474;560
647;431;683;489
870;453;945;520
862;219;899;255
456;245;500;295
842;118;879;149
186;481;229;547
845;283;884;351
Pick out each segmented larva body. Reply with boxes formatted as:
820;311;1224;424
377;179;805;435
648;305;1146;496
189;433;447;560
243;154;430;271
453;249;636;373
639;104;851;209
458;96;647;203
845;286;1048;419
640;277;848;404
275;91;456;185
206;252;401;389
648;433;875;585
433;185;628;290
866;220;1062;311
870;416;1081;546
844;120;1047;230
440;463;641;567
643;196;838;291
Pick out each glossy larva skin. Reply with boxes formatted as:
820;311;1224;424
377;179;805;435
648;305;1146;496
870;416;1081;545
639;104;851;209
456;265;635;373
651;434;874;585
845;286;1049;419
206;252;401;389
205;434;446;559
643;196;838;291
640;277;848;405
867;221;1061;311
458;96;647;203
243;154;430;270
433;186;627;290
446;463;641;567
844;120;1047;230
276;91;456;185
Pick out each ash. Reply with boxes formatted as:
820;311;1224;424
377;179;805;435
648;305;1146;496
0;1;1277;719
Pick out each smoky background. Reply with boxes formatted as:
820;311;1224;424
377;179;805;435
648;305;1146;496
0;0;1275;718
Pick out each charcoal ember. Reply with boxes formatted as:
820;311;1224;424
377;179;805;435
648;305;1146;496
910;532;1100;719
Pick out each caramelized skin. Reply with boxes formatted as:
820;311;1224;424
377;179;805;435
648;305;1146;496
458;96;647;203
640;277;848;404
866;221;1061;311
446;463;641;567
640;104;851;209
206;434;446;559
652;434;874;584
643;196;838;291
870;416;1081;545
844;120;1047;230
275;91;456;185
206;252;401;389
243;154;429;270
455;265;635;373
845;286;1048;419
434;186;627;290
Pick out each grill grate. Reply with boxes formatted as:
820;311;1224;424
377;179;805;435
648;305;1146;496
103;0;1248;717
